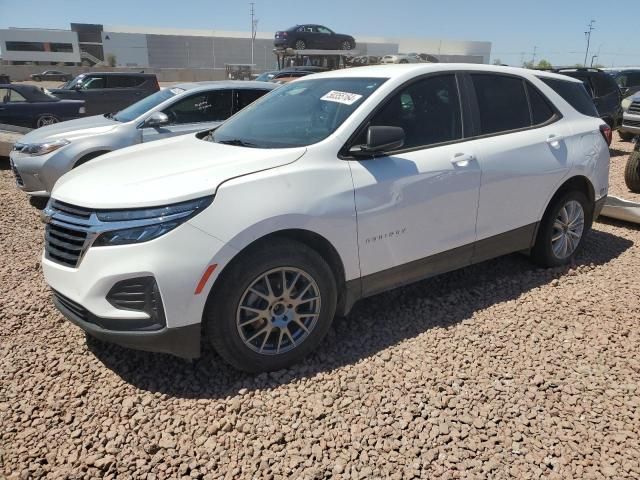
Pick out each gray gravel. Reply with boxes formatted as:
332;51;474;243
2;134;640;479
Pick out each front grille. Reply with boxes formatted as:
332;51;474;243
628;101;640;115
44;200;94;268
10;159;24;187
623;119;640;128
52;290;88;322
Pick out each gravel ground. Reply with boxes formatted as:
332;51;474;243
1;134;640;479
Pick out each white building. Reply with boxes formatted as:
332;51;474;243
0;28;81;64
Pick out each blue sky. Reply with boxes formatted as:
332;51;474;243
1;0;638;67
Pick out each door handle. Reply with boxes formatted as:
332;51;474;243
546;134;565;145
451;152;475;167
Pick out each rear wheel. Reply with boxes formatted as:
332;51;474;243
204;239;337;372
294;39;306;50
624;150;640;193
531;191;591;267
33;76;41;82
35;115;59;128
341;40;354;50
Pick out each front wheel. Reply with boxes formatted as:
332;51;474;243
33;76;41;82
531;191;591;267
624;149;640;193
294;39;306;50
204;239;337;372
35;114;60;128
341;40;354;50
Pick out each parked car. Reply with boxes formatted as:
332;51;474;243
619;93;640;142
10;81;276;198
40;64;610;372
625;139;640;192
552;68;622;130
380;53;422;64
30;70;73;82
255;70;279;82
0;84;85;128
610;69;640;98
274;25;355;51
350;56;381;67
49;72;159;116
0;73;10;84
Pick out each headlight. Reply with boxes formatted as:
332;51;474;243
93;196;213;247
17;139;70;156
622;97;632;112
79;106;86;114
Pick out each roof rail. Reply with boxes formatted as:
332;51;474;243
535;66;604;73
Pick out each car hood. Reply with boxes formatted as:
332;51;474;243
52;134;307;209
19;115;120;143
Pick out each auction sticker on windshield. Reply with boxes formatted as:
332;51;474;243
320;90;363;105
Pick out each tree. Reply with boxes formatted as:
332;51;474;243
106;54;117;67
537;59;552;69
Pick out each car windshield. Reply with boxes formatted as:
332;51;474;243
211;77;386;148
113;88;181;122
255;71;277;82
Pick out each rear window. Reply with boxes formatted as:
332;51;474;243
539;77;599;117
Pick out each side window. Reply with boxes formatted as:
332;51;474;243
526;83;555;125
539;77;599;117
8;90;27;103
471;74;530;134
163;90;233;124
362;74;462;149
317;27;332;34
236;89;268;111
0;88;9;102
107;76;144;88
81;77;105;89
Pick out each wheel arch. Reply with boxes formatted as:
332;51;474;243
205;228;352;319
72;149;110;169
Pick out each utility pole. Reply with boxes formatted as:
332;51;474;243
531;46;537;67
583;20;595;67
590;55;598;67
250;3;258;67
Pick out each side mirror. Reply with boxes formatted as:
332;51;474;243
363;125;405;153
144;111;169;128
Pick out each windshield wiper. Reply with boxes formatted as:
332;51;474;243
216;139;258;148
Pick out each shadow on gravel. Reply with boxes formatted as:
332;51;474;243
609;148;632;158
0;156;10;170
88;228;633;399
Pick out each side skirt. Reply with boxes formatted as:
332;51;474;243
342;222;538;314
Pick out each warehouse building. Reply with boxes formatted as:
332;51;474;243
1;23;492;69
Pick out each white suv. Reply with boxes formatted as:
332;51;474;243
42;64;611;372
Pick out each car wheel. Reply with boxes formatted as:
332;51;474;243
204;239;337;372
35;115;60;128
624;149;640;193
341;40;353;50
33;76;41;82
531;190;591;267
294;39;306;50
618;130;635;142
399;59;409;64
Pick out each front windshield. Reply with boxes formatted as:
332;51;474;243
212;77;386;148
113;88;181;122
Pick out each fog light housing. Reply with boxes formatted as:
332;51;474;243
106;277;166;330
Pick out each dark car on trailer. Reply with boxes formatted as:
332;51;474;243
0;84;85;128
274;25;355;51
550;68;622;130
30;70;73;82
49;72;159;116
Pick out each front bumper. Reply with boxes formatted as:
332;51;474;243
43;220;239;358
9;149;55;195
620;113;640;136
53;290;201;358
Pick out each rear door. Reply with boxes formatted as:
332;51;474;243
106;75;145;112
141;89;233;142
468;73;573;250
77;74;108;115
0;87;30;127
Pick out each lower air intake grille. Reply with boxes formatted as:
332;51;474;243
10;160;24;187
52;290;88;322
106;277;166;329
623;119;640;128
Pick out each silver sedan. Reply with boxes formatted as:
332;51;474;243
9;81;278;199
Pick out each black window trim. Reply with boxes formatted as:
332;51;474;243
339;71;467;159
465;71;562;141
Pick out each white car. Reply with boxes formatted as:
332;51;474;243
380;53;422;64
42;64;611;372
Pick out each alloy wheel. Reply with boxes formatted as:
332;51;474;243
295;40;306;50
341;41;352;50
551;200;584;259
236;267;321;355
37;115;59;128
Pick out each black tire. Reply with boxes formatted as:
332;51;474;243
294;39;306;50
618;130;635;142
340;40;354;50
399;59;409;64
204;239;337;372
34;114;60;128
531;190;592;267
28;196;48;210
624;150;640;193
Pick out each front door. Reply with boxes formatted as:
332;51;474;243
347;74;481;294
141;89;233;142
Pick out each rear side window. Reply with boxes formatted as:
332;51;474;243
471;74;530;135
539;77;599;117
107;76;145;88
235;89;269;111
527;84;555;125
163;90;233;124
